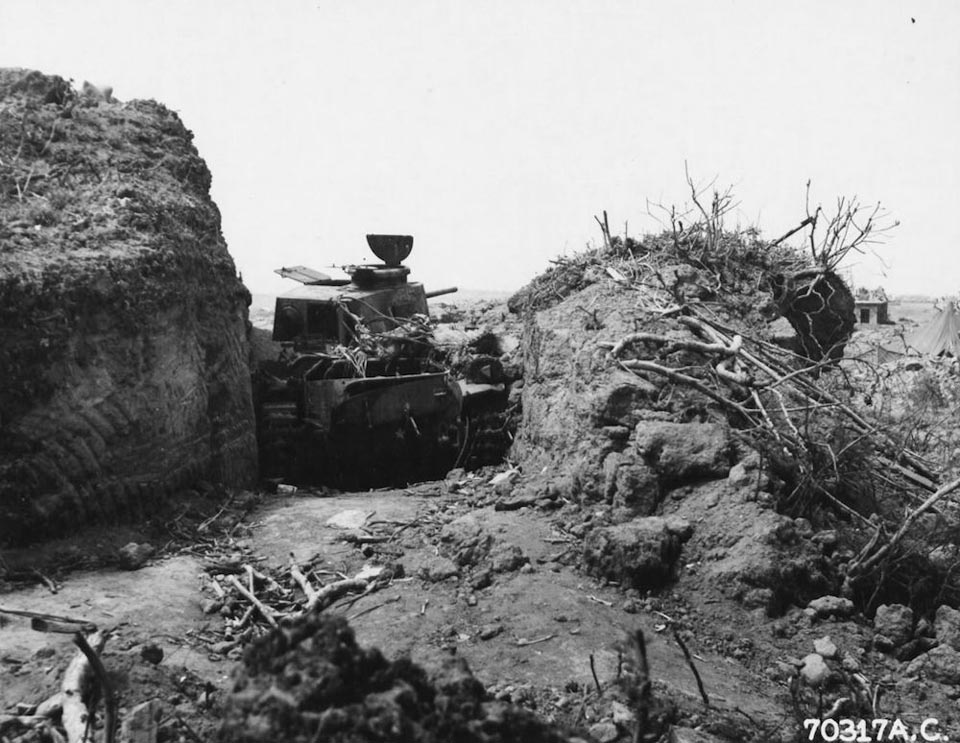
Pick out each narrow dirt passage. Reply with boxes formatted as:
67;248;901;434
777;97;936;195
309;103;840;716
244;484;781;725
2;481;785;739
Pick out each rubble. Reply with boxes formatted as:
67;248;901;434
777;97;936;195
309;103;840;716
217;613;579;743
582;517;692;589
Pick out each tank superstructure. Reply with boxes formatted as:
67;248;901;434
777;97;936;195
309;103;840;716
255;235;472;488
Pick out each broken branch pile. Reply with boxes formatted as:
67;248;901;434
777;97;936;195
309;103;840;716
196;523;407;653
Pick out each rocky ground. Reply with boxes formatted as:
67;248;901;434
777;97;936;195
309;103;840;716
5;282;960;742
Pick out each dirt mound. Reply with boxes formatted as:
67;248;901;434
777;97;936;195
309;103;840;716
219;613;581;743
0;69;256;545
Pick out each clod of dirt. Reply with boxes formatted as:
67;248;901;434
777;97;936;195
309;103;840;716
139;643;164;664
798;653;829;687
418;556;460;582
118;541;154;570
441;514;494;568
582;517;692;589
904;644;960;685
934;604;960;650
812;636;837;658
0;69;255;545
872;603;914;648
806;595;855;619
490;543;526;573
633;421;734;487
218;613;581;743
602;450;659;516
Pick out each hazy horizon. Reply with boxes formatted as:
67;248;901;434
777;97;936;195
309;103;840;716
2;1;958;299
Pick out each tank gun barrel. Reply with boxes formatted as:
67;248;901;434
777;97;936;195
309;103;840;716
424;286;458;299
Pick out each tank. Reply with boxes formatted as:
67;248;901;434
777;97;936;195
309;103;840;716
254;235;497;489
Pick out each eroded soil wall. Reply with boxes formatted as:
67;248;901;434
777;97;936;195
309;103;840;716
0;69;256;544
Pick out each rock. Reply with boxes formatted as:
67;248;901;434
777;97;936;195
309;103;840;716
799;653;830;687
418;556;460;582
606;450;660;515
120;699;161;743
813;636;838;659
479;624;503;641
118;542;155;570
727;462;751;487
469;568;493;591
670;727;727;743
588;721;619;743
491;544;526;573
934;604;960;650
905;644;960;685
200;598;223;615
582;517;691;589
873;604;914;647
594;380;657;428
633;421;733;486
139;643;164;664
441;514;494;567
610;700;634;725
807;595;855;619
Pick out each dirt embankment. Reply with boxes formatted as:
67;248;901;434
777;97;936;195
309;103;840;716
505;231;960;735
0;69;256;545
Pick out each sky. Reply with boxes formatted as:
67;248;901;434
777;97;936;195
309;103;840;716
1;1;958;298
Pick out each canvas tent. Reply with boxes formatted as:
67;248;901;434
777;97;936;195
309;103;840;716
904;302;960;357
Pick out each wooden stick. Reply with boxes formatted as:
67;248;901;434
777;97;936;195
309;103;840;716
305;578;368;613
672;629;709;707
849;476;960;575
589;654;603;696
72;632;117;743
227;575;279;628
62;631;108;743
289;555;318;604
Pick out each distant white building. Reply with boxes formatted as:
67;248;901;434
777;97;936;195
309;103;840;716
854;287;890;325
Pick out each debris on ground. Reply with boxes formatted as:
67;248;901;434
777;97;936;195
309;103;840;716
4;69;960;741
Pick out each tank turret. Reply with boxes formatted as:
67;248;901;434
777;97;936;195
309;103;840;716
269;235;456;351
